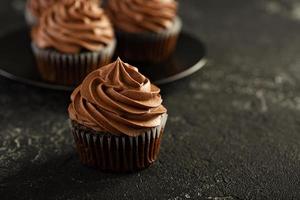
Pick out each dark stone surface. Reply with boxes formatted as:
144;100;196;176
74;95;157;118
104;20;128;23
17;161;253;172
1;0;300;199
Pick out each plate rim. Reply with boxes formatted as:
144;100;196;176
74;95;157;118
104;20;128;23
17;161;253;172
0;30;207;91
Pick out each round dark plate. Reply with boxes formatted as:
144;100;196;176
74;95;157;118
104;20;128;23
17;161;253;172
0;27;206;91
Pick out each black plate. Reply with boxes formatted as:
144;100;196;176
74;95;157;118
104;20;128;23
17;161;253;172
0;27;206;91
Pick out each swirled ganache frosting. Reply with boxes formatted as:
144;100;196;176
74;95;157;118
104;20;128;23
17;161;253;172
107;0;178;33
68;58;167;137
32;0;114;54
27;0;58;18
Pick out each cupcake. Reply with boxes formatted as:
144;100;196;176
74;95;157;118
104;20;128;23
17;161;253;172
25;0;101;26
107;0;182;63
68;58;168;172
31;0;116;86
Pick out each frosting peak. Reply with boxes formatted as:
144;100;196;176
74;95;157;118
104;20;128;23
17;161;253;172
27;0;58;19
27;0;101;19
107;0;178;33
32;0;114;53
68;58;167;136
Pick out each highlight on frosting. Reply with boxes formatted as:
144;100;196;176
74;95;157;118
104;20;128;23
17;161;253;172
32;0;114;53
107;0;178;33
68;58;167;136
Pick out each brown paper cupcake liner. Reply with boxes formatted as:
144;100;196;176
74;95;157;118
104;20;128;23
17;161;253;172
31;40;116;86
115;17;182;63
70;114;168;172
25;8;37;27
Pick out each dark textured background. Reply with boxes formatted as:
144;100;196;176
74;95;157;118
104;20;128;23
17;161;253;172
1;0;300;199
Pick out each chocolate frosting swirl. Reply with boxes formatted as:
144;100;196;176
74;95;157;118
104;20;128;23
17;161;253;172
107;0;178;33
68;58;167;136
27;0;58;19
32;0;114;53
27;0;100;18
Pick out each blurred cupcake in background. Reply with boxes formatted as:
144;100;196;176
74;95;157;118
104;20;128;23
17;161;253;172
69;58;168;172
31;0;116;86
25;0;101;26
107;0;182;63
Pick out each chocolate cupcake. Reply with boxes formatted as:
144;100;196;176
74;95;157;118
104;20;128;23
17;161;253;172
68;58;168;172
107;0;182;63
31;0;116;86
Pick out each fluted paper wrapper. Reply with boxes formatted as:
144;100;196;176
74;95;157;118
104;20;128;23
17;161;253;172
70;114;168;172
115;17;182;63
31;40;116;86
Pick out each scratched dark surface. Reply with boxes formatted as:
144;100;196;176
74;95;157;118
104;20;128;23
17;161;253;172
1;0;300;199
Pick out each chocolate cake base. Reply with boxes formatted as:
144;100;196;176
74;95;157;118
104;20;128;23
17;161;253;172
70;114;167;172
